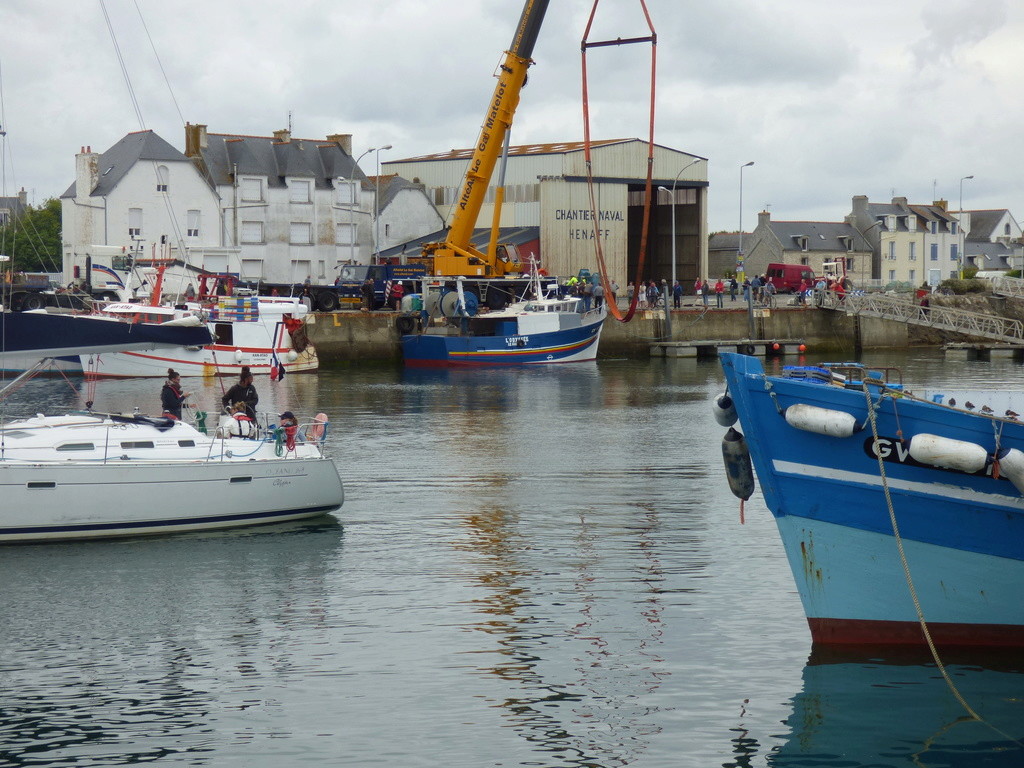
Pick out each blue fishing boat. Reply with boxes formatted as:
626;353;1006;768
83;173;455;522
401;278;605;367
718;351;1024;647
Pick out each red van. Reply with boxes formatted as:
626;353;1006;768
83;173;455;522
765;263;815;293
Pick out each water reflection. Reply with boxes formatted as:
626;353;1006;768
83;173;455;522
0;519;342;766
767;647;1024;767
454;500;671;767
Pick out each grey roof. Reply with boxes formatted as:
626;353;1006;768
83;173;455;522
61;130;188;198
708;233;748;251
964;209;1008;241
366;175;423;213
0;195;26;215
865;200;956;232
965;240;1016;270
769;221;872;252
197;133;368;188
378;226;539;259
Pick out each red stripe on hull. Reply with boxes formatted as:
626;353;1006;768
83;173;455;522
809;617;1024;647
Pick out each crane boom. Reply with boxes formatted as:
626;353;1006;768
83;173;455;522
423;0;549;277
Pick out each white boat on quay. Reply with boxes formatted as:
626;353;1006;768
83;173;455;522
0;410;343;542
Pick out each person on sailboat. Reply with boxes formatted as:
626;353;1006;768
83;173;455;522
221;367;258;419
161;369;190;420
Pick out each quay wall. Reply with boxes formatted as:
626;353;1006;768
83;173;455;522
304;305;911;365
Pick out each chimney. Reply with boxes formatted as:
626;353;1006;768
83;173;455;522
184;123;208;157
75;147;100;198
327;133;353;154
892;196;908;208
17;188;27;207
757;210;771;230
933;199;948;211
273;129;291;143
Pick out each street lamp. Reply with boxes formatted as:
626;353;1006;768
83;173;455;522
656;157;702;338
373;145;393;260
958;174;974;279
738;161;754;281
348;147;375;264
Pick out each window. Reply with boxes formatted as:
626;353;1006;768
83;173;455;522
57;443;95;452
887;241;895;260
336;222;355;246
120;441;155;449
887;216;896;231
385;223;391;238
290;179;312;203
240;221;264;244
909;242;916;261
187;209;200;238
908;269;916;283
128;208;142;237
1006;223;1012;236
930;244;938;261
290;222;312;245
951;222;958;235
930;221;938;234
888;269;896;281
156;165;169;192
336;180;359;206
241;259;264;280
241;178;264;202
907;217;916;232
950;244;958;261
847;257;855;271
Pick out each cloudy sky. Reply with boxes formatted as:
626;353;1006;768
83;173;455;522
0;0;1020;232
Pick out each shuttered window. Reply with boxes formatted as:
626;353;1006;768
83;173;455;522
240;221;264;244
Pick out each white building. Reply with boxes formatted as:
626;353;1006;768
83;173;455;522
384;139;708;287
61;131;230;292
960;209;1023;275
61;126;443;290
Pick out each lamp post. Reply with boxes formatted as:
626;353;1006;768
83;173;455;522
738;161;754;340
348;147;375;264
958;174;974;279
373;145;393;261
656;157;702;338
738;161;754;281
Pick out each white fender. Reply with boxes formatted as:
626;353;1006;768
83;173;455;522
909;433;988;474
234;348;244;363
784;404;858;438
713;393;738;427
997;447;1024;494
286;350;298;362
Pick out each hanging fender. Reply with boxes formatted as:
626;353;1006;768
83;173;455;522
712;393;738;428
784;403;859;438
909;433;988;474
722;427;755;501
997;448;1024;494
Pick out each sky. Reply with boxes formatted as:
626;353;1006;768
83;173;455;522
0;0;1021;233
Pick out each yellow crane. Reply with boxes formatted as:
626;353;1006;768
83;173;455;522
421;0;549;277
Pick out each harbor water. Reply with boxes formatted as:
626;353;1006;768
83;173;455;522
1;351;1022;766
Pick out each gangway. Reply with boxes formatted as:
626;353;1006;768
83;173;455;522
990;276;1024;300
819;292;1024;345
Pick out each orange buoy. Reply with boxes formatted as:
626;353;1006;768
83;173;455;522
798;344;807;352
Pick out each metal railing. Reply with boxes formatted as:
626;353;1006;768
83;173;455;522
990;276;1024;300
818;291;1024;344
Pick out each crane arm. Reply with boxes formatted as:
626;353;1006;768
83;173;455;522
426;0;549;276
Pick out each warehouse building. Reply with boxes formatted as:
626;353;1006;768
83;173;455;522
384;139;708;286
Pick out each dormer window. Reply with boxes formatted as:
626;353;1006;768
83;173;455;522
887;215;897;231
951;222;958;235
907;217;916;232
241;178;264;202
930;221;938;234
289;179;312;204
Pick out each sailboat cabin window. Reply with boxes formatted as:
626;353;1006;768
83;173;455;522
120;441;155;449
57;443;95;452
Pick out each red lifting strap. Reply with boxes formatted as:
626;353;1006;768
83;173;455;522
581;0;657;323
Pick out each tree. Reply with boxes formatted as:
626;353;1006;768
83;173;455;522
0;198;62;273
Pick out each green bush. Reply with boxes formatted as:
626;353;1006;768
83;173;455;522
939;278;988;294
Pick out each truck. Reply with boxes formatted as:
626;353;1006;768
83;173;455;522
419;0;549;278
336;263;429;309
1;271;93;312
765;263;816;293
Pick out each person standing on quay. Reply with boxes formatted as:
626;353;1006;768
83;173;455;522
701;279;710;308
729;277;738;302
672;280;682;309
714;278;725;308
